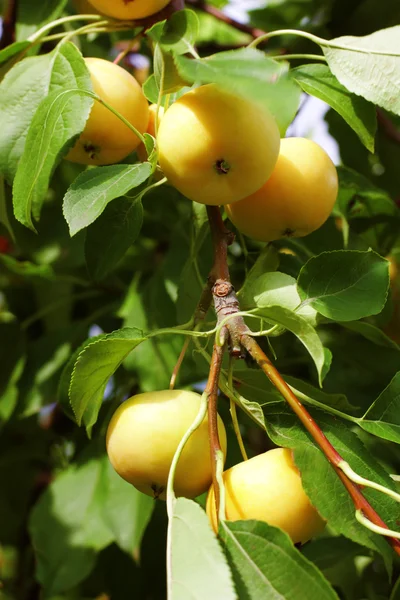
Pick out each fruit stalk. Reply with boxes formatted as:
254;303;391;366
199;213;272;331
205;205;400;556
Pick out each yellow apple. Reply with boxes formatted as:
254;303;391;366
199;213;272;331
86;0;171;19
226;138;338;241
66;58;149;165
206;447;325;544
157;84;280;205
106;389;227;500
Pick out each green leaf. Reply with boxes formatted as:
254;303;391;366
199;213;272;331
301;535;365;571
85;196;144;280
168;498;237;599
57;336;102;422
0;42;91;184
63;162;151;236
29;448;115;594
220;520;338;600
321;26;400;116
16;0;68;41
263;404;397;570
0;320;24;428
240;271;317;326
359;372;400;443
147;9;199;55
154;45;189;95
391;575;400;600
175;48;301;134
297;250;390;321
0;40;30;66
252;305;326;384
195;10;251;46
335;167;400;255
103;460;154;555
0;253;56;280
176;209;210;323
0;52;54;182
237;245;280;300
12;43;93;230
0;176;14;240
69;328;146;429
293;64;376;152
340;321;400;350
231;362;356;415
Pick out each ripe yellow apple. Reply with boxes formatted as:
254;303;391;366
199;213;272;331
106;389;227;500
86;0;171;19
66;58;149;166
206;447;325;544
157;84;280;206
137;103;165;162
226;138;338;241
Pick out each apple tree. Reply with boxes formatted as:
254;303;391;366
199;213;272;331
0;0;400;598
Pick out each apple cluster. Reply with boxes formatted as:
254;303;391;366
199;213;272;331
73;1;331;542
106;390;325;543
69;1;339;246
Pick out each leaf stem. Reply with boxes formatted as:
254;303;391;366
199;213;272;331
249;29;326;49
272;53;326;62
250;27;400;57
339;460;400;503
166;390;209;516
82;90;147;144
166;391;209;589
169;337;191;389
27;14;105;43
228;357;248;461
356;511;400;539
41;25;129;43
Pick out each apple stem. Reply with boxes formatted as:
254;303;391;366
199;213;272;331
203;205;400;556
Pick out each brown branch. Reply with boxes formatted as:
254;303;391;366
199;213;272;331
0;0;17;49
207;206;233;282
168;208;231;391
241;334;343;466
204;204;400;557
240;334;400;555
205;338;227;518
186;0;266;39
